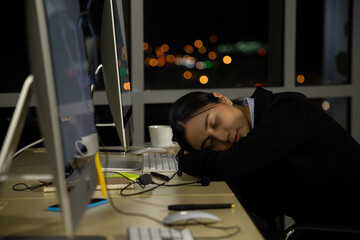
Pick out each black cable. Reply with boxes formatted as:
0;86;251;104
120;181;165;196
106;180;164;224
176;219;241;239
98;137;240;238
198;223;241;239
119;171;178;196
12;181;52;191
98;136;164;224
153;181;202;187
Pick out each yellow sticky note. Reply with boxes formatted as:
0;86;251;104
106;172;139;181
118;172;139;181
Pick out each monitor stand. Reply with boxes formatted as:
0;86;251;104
0;75;103;239
0;75;42;182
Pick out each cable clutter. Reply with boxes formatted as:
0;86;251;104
116;169;211;197
10;135;241;239
105;169;241;239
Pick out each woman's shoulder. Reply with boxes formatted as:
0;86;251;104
274;91;309;103
253;87;310;109
253;87;308;100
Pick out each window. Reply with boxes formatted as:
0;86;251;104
144;0;284;89
130;0;360;145
296;0;351;86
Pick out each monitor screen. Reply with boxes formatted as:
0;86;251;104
26;0;99;236
101;0;134;153
45;0;98;169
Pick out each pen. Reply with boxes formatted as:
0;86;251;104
168;203;235;211
150;172;170;181
95;151;107;197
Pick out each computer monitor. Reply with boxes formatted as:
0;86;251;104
100;0;134;153
26;0;99;237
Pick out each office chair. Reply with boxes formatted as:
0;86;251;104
284;223;360;240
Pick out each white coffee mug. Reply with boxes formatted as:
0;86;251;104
75;133;99;156
148;125;173;147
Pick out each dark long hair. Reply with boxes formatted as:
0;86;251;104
169;92;220;152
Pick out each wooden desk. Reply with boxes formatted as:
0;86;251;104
0;148;264;240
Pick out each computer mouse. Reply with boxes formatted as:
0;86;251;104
132;147;168;155
163;211;221;225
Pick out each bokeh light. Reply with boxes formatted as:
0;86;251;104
144;57;150;66
258;48;267;56
223;55;232;64
143;42;149;51
157;57;165;67
297;74;305;83
209;35;218;43
198;46;207;54
194;40;203;48
322;101;330;111
196;61;205;70
160;44;169;52
208;51;217;60
183;71;192;79
149;58;158;67
166;54;175;63
184;44;194;54
199;75;209;84
123;82;131;90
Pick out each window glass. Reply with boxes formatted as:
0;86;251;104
0;107;42;149
1;2;29;93
296;0;351;85
144;0;284;89
94;105;121;146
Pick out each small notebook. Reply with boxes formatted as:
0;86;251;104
43;176;133;192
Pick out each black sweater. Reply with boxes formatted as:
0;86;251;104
178;87;360;225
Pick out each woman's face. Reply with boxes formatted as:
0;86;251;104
184;93;251;151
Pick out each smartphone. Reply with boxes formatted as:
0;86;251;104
48;198;108;212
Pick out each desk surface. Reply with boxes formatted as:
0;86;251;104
0;148;264;240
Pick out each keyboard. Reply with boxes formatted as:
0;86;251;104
128;227;194;240
142;153;178;173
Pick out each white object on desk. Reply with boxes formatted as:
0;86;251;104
132;147;168;155
163;211;221;225
148;125;173;147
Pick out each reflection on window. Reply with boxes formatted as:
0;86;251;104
310;97;350;131
296;0;351;86
144;0;284;89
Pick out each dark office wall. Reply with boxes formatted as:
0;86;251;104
0;1;34;149
0;0;107;150
2;1;29;93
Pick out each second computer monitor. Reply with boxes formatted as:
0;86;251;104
26;0;99;237
101;0;133;152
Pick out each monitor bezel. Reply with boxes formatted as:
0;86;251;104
100;0;133;153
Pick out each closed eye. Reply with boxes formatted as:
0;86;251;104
210;115;217;129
